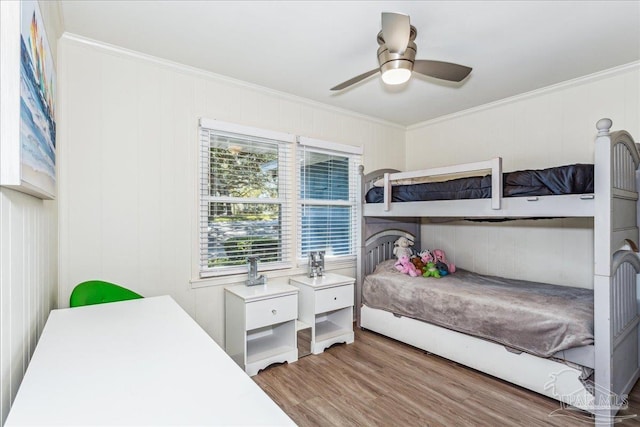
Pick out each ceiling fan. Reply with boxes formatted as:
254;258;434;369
331;12;472;91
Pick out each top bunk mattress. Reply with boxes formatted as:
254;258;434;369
362;260;594;358
365;163;594;204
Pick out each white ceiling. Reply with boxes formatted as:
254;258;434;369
59;1;640;127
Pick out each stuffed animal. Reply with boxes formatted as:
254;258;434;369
393;237;414;260
432;249;455;274
422;262;441;278
395;255;419;277
419;249;434;264
435;261;449;276
410;256;425;271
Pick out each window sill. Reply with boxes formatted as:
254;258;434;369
190;258;356;289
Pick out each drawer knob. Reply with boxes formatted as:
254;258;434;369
272;309;277;315
334;297;337;300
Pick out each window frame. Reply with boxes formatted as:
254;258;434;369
197;120;362;281
296;136;362;265
198;119;295;278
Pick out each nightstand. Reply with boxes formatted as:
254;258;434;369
225;283;298;376
289;273;355;355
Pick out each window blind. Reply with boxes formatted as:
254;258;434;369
199;121;293;277
297;141;361;261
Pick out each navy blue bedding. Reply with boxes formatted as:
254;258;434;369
365;163;594;204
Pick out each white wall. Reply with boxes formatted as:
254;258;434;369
0;2;61;424
57;35;405;346
406;65;640;288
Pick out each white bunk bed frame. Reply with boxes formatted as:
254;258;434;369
357;119;640;426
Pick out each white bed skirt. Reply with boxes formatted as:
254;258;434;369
360;305;595;412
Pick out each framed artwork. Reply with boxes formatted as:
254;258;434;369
0;0;56;199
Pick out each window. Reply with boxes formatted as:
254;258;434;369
297;137;361;262
199;119;294;277
199;120;361;278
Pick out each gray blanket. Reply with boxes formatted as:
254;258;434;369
362;260;594;358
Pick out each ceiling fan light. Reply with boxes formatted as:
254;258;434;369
381;68;411;85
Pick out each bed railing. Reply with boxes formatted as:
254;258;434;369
381;157;503;211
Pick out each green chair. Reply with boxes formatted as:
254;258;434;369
69;280;143;307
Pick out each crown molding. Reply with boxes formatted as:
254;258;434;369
407;61;640;131
59;32;405;131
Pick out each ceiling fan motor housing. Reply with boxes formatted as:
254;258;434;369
377;40;416;74
377;25;417;73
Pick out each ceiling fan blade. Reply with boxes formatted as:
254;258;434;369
330;68;380;91
413;60;472;82
381;12;410;54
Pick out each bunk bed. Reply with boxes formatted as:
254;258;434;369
357;118;640;426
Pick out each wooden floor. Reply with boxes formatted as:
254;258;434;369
253;327;640;426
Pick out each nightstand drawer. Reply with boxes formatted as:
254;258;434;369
246;294;297;330
315;285;353;314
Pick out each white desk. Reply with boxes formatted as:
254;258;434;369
5;296;294;426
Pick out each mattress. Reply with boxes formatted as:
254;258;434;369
365;163;594;203
362;260;594;358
